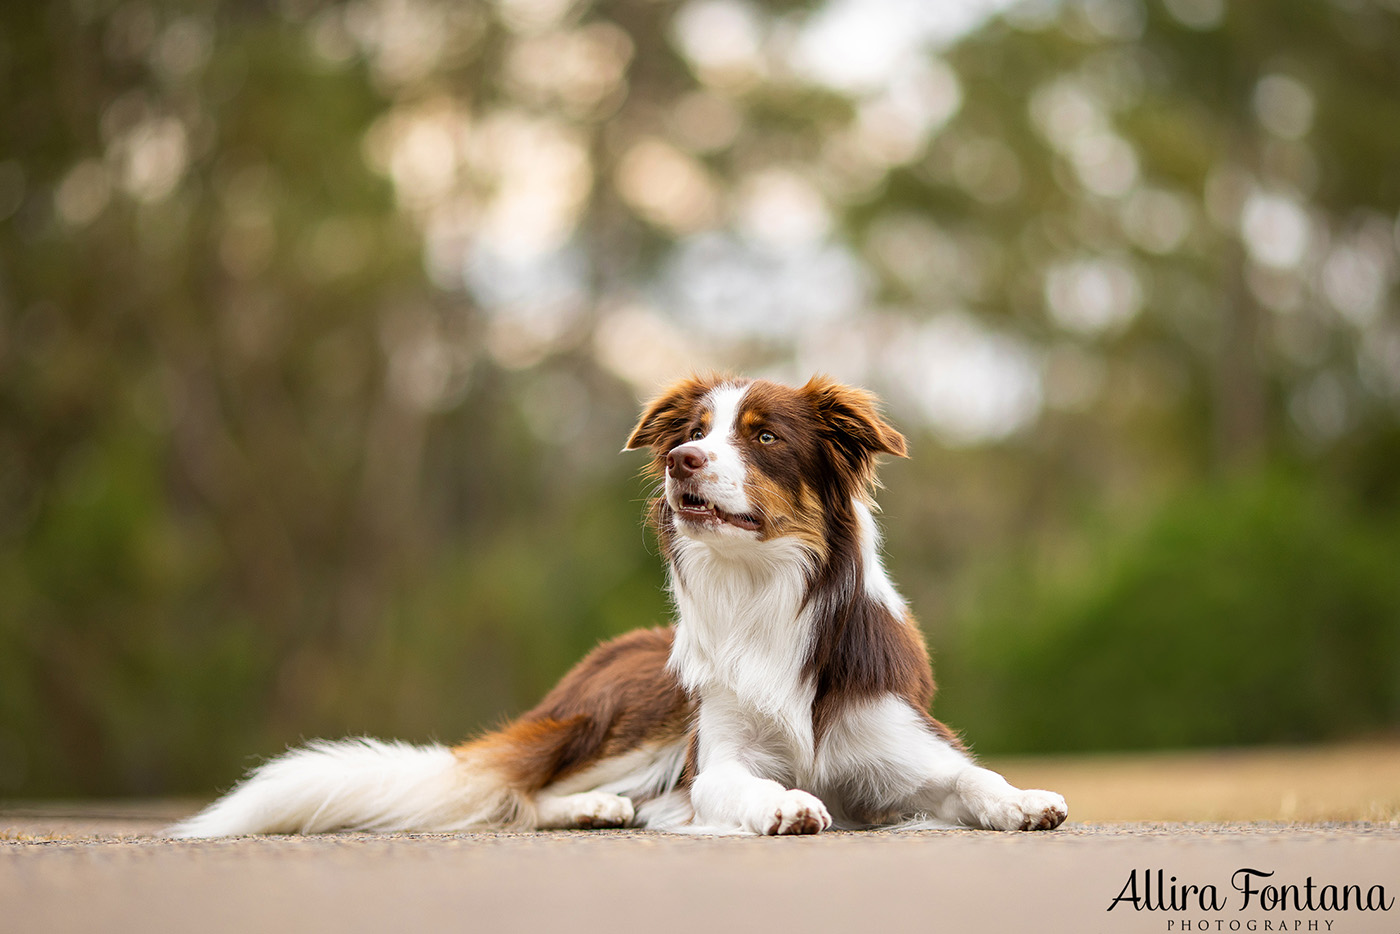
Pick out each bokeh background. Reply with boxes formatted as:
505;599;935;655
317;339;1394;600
2;0;1399;798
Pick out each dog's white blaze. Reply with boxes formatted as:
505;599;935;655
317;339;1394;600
672;381;752;518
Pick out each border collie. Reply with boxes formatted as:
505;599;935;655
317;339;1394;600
172;375;1067;837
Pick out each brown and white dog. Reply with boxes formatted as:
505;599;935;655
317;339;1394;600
172;375;1067;837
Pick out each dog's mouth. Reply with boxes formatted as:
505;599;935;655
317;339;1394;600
674;492;762;532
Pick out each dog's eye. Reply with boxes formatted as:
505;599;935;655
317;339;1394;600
757;430;777;445
689;428;706;441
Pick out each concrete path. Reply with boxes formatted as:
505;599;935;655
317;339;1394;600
4;804;1399;934
6;744;1400;934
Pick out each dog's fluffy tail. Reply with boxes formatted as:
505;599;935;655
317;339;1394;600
168;737;525;838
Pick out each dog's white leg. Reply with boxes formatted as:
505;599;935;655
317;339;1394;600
822;695;1066;831
934;767;1068;831
689;697;832;835
533;791;635;829
691;762;831;835
910;734;1067;831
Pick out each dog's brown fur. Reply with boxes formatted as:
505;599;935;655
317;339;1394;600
458;374;953;806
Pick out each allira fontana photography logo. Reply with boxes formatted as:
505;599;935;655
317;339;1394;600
1107;867;1394;931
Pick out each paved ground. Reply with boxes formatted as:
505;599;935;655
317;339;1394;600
993;741;1400;822
5;744;1400;934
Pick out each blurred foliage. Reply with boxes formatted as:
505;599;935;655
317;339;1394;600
0;0;1398;795
935;469;1400;753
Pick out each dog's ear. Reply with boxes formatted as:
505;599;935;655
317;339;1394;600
624;376;715;452
804;375;907;466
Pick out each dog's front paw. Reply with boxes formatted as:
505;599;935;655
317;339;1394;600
987;789;1068;831
758;790;832;835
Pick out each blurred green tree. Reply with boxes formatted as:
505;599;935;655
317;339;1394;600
0;0;1396;794
935;472;1400;752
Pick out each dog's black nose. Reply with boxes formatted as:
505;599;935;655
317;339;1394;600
667;445;707;479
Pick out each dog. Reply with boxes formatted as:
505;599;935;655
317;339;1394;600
172;374;1067;837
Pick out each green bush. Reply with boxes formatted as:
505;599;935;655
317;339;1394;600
935;472;1400;753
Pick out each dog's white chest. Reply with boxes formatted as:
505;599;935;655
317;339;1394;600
668;537;819;759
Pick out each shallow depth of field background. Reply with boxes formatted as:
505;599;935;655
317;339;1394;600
1;0;1398;797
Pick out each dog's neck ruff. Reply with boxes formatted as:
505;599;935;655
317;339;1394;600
668;533;817;741
666;497;907;762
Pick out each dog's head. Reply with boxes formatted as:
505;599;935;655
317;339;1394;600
625;375;906;553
